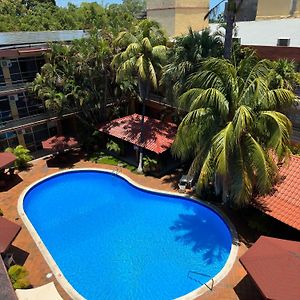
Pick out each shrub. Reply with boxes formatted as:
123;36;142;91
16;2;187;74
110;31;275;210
143;156;158;173
106;140;121;155
289;142;300;156
8;265;30;289
5;145;32;170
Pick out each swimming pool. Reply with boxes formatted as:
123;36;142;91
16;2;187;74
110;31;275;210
19;169;236;300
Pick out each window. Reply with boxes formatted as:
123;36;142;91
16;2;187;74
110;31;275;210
16;92;45;118
0;96;12;123
9;56;45;85
32;123;49;150
0;131;18;151
9;59;22;84
0;67;5;87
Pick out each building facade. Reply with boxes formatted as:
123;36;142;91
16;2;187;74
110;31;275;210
256;0;300;19
0;31;87;153
147;0;209;36
236;0;300;21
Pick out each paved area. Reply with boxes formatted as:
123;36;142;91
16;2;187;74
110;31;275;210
0;153;262;299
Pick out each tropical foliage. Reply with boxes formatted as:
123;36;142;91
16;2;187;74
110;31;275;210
162;28;223;102
29;31;119;126
269;59;300;91
112;19;167;171
0;0;145;32
173;58;295;206
5;145;32;170
143;156;158;173
8;265;30;289
106;140;121;155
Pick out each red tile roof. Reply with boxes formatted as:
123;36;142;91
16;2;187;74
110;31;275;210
0;152;16;170
256;156;300;231
98;114;177;154
0;217;21;254
240;236;300;300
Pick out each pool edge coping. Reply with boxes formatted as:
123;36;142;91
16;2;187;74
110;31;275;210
18;167;239;300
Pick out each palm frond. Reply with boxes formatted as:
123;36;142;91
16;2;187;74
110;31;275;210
213;122;234;175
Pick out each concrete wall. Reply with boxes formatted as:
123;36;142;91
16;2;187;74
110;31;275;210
256;0;300;19
236;0;258;21
147;0;209;37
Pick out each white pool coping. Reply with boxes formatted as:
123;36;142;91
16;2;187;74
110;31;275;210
18;168;239;300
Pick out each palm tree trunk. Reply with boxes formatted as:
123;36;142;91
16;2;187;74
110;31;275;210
137;79;150;173
224;0;236;59
137;100;146;173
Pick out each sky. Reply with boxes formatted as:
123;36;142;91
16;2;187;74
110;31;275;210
56;0;225;11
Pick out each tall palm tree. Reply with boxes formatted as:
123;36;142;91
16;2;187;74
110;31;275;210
205;0;244;59
112;19;167;172
162;27;223;103
172;58;295;206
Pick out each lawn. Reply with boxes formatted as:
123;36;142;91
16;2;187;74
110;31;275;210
89;151;136;172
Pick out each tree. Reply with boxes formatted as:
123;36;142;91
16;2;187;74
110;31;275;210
172;57;295;206
21;0;56;9
30;32;117;127
112;19;167;172
269;59;300;91
205;0;244;59
5;145;32;170
162;27;223;103
122;0;146;15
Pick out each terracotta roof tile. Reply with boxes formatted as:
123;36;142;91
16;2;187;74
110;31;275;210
98;114;177;154
256;156;300;231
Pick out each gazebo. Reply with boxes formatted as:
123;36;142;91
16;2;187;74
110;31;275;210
240;236;300;300
42;135;78;154
98;114;177;155
0;152;16;171
0;217;21;255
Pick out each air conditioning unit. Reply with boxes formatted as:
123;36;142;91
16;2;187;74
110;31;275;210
9;95;18;101
232;37;241;44
0;60;12;68
277;38;290;47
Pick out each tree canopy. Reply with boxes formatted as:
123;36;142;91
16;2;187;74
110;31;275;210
173;57;296;206
0;0;145;32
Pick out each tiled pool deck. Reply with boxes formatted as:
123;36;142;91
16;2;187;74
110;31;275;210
0;155;262;300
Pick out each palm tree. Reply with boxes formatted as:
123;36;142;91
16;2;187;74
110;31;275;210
112;19;167;172
162;27;223;103
269;59;300;91
205;0;244;59
172;58;295;206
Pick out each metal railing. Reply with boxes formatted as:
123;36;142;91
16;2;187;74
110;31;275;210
187;270;214;291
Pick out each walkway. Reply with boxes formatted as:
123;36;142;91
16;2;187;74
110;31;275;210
0;154;261;300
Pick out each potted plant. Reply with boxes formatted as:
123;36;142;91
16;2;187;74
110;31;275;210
143;156;158;173
8;265;30;289
5;145;32;171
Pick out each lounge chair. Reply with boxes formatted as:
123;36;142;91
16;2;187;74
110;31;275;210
3;252;15;268
16;282;63;300
178;182;187;193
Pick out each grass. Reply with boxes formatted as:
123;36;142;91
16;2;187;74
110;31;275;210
89;151;136;172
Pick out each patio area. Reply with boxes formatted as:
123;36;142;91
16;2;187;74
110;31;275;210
0;154;261;300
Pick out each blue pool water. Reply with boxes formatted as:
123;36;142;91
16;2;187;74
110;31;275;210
23;170;232;300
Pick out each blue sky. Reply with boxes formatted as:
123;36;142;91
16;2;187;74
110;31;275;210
56;0;225;10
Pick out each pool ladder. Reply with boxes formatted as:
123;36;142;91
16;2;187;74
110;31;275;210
187;270;214;291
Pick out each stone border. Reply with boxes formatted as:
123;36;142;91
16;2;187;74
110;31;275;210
18;168;238;300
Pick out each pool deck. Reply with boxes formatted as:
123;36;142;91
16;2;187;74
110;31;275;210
0;154;263;300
